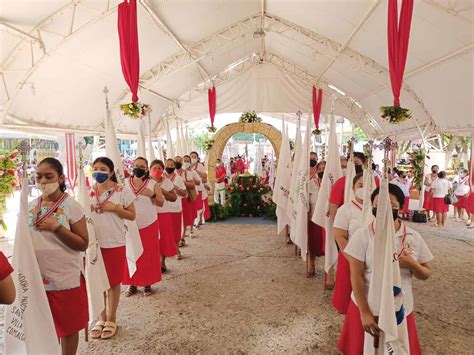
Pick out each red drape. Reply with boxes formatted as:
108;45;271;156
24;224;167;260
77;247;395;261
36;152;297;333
387;0;414;107
312;86;323;128
208;86;216;127
118;0;140;102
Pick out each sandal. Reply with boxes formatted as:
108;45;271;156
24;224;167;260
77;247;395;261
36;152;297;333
101;321;118;340
124;286;137;297
144;286;153;297
90;320;106;339
179;239;185;247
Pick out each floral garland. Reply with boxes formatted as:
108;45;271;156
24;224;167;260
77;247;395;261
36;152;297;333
120;102;152;119
207;126;217;133
289;139;295;151
380;106;411;124
204;138;214;151
239;110;262;123
312;128;322;136
0;149;19;230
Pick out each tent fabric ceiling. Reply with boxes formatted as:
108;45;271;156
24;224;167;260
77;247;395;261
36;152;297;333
0;0;472;139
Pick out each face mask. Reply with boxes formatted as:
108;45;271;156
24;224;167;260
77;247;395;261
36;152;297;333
355;164;363;175
175;162;183;170
183;162;191;170
165;167;175;174
310;160;317;167
354;188;364;201
92;172;109;184
133;167;146;178
372;207;399;220
317;172;324;179
36;182;59;196
191;158;198;164
150;169;163;179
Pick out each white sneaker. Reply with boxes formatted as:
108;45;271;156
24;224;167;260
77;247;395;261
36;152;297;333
466;220;472;226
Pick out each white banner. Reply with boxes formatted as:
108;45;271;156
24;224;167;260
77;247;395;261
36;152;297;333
125;220;144;277
344;155;356;204
287;121;302;221
4;180;60;354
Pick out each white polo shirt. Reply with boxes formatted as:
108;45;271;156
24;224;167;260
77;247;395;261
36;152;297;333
345;222;433;314
333;200;364;242
164;173;186;213
155;178;175;214
125;178;157;229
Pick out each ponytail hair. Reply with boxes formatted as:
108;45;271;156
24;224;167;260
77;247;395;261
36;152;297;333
92;157;118;183
38;157;67;192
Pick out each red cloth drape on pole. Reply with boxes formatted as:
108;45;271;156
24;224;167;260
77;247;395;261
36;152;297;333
208;86;216;128
118;0;140;102
387;0;414;107
312;86;323;128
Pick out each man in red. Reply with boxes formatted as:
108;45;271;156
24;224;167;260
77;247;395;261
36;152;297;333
214;158;227;205
236;156;245;174
329;152;380;220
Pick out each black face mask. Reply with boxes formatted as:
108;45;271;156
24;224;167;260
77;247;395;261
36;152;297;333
175;162;183;170
372;207;399;220
165;167;175;174
133;167;146;178
310;160;317;167
355;164;363;175
317;172;324;179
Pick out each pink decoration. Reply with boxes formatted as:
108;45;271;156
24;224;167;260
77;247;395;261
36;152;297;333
312;86;323;128
208;86;216;128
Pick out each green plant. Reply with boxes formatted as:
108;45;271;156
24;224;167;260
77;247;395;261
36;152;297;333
354;126;368;142
239;111;262;123
407;148;425;191
380;106;412;124
208;203;228;223
226;175;272;217
0;148;19;230
120;102;151;119
312;128;322;136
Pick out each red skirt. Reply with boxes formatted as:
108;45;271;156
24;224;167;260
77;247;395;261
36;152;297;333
422;191;432;211
453;195;466;208
194;191;204;211
332;251;351;314
101;246;126;288
402;196;410;214
47;275;88;338
466;192;474;214
308;220;324;257
181;197;194;227
432;197;449;213
203;198;211;221
171;212;183;242
123;220;161;286
158;213;177;257
338;300;422;355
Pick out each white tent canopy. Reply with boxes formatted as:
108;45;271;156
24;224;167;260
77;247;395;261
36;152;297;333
0;0;472;140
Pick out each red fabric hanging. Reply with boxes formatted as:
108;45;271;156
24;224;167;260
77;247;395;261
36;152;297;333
208;86;216;127
118;0;140;102
312;86;323;128
387;0;414;107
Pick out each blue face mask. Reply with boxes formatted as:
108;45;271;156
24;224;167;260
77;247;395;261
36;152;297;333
92;172;109;184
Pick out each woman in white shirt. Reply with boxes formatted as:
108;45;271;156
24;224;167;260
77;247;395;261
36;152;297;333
150;160;178;272
164;158;188;259
190;151;207;227
307;156;325;277
431;171;453;227
332;172;364;314
175;155;196;245
183;155;201;236
339;183;433;355
89;157;136;340
453;169;470;221
123;157;165;297
30;158;89;353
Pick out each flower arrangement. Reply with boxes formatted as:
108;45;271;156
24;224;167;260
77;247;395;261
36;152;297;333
239;110;262;123
225;174;273;217
0;149;19;230
203;138;214;151
120;102;151;119
380;106;412;124
312;128;322;136
207;126;217;133
407;148;426;191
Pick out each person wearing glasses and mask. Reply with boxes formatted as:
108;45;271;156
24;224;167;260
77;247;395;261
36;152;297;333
123;157;165;298
338;184;432;355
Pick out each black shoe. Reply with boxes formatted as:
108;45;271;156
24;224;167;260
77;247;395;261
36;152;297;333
161;266;167;273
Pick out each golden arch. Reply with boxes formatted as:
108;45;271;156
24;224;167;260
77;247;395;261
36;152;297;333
205;122;282;204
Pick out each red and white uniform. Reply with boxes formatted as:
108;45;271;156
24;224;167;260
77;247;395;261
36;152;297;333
391;177;410;214
178;169;194;228
91;185;135;287
308;171;324;257
166;172;186;243
454;175;470;209
330;176;380;208
191;163;206;213
423;173;437;211
332;199;364;314
214;165;227;206
339;222;433;355
28;194;88;338
431;178;452;213
156;177;177;257
202;181;211;221
123;178;161;286
0;251;13;281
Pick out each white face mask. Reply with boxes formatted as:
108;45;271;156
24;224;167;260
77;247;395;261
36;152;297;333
191;158;198;164
183;162;191;170
354;187;364;201
36;182;60;196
